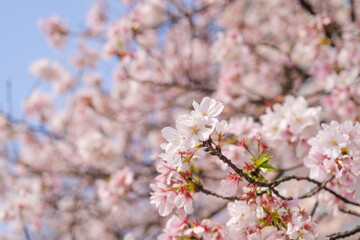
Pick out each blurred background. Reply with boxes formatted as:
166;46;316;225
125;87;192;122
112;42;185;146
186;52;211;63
0;0;121;117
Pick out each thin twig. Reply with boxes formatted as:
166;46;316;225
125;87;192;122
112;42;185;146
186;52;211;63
340;207;360;217
203;140;360;207
298;0;316;15
203;140;269;187
23;225;31;240
350;0;356;22
327;225;360;240
19;209;31;240
311;201;318;217
195;183;240;201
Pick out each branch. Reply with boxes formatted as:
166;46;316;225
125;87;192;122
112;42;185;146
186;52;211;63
195;183;240;201
298;0;316;15
327;225;360;240
350;0;356;22
298;176;334;199
202;140;269;187
19;209;31;240
269;175;320;187
311;201;318;217
322;185;360;207
23;225;31;240
202;140;360;207
340;207;360;217
269;176;360;207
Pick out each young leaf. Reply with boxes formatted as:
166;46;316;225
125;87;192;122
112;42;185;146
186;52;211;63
259;163;278;172
256;152;273;167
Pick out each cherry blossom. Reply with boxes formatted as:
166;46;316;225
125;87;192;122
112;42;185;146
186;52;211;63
38;15;68;48
2;0;360;239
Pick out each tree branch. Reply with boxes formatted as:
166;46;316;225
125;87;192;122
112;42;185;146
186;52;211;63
202;140;360;207
195;183;240;201
298;0;316;15
340;207;360;217
327;225;360;240
311;201;318;217
350;0;356;22
202;139;269;187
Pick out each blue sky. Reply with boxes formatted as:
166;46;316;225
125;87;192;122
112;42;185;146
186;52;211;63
0;0;97;118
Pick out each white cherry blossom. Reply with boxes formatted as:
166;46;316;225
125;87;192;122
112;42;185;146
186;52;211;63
192;97;224;118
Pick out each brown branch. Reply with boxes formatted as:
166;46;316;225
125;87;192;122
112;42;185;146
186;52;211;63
19;210;31;240
202;139;269;187
269;176;360;207
322;185;360;207
202;140;360;207
327;225;360;240
269;163;304;182
298;176;334;199
195;183;240;201
311;201;318;217
298;0;316;15
350;0;356;22
340;207;360;217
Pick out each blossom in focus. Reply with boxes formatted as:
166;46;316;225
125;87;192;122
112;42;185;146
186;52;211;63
150;182;176;217
192;96;224;118
309;121;349;159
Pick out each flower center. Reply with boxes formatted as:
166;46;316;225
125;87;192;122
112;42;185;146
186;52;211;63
191;126;199;135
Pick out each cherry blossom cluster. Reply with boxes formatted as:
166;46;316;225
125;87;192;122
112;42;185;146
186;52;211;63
159;215;226;240
86;1;107;36
151;97;226;216
70;45;100;71
97;167;134;208
29;59;76;94
160;97;225;170
261;96;321;143
305;121;360;207
226;192;326;240
152;97;331;239
38;15;69;49
260;96;322;167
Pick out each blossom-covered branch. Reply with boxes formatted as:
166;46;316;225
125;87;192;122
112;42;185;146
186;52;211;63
2;0;360;238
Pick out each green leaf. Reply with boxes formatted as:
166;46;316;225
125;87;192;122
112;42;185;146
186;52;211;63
259;163;278;172
256;152;272;167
